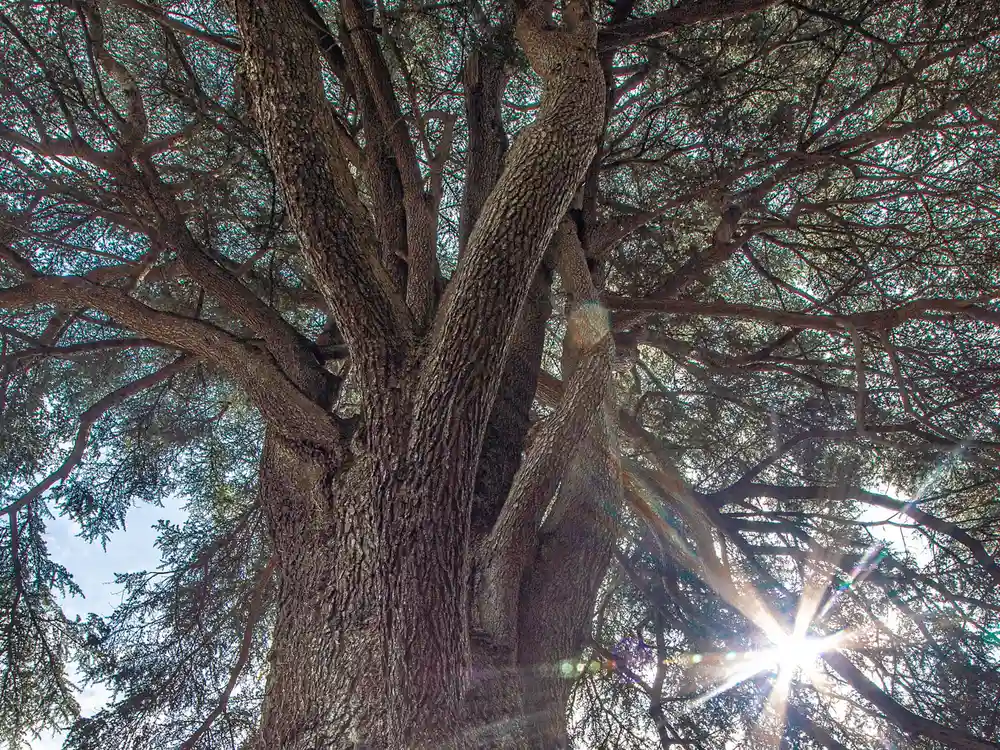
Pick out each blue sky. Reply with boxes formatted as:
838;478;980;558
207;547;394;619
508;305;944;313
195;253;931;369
32;497;187;750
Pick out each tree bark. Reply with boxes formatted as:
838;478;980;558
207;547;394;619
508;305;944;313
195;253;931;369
229;0;607;745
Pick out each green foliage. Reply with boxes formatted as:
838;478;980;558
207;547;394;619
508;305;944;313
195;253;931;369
1;0;1000;747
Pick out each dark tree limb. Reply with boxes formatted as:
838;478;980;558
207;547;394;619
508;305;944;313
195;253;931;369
107;0;241;52
0;276;343;450
458;37;511;253
604;296;1000;331
713;483;1000;588
471;267;552;539
339;0;438;326
598;0;780;51
476;329;613;645
823;652;1000;750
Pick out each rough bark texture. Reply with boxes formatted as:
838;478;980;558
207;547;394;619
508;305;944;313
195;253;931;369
471;268;552;540
9;1;998;748
514;223;623;748
228;0;607;746
254;438;386;749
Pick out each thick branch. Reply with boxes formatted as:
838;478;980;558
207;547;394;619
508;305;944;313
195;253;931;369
823;652;1000;750
471;268;552;538
458;39;510;253
476;331;613;644
785;705;850;750
0;276;342;449
412;7;605;455
604;296;1000;331
108;0;241;51
717;483;1000;588
122;161;340;403
339;0;437;325
377;9;607;738
598;0;778;51
233;0;413;400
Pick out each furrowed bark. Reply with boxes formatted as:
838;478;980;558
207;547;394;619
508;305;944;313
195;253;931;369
462;271;552;749
471;267;552;539
465;29;543;543
340;0;438;326
233;0;413;414
468;340;613;749
416;1;605;418
295;0;408;293
475;220;614;635
253;435;387;749
514;219;622;748
375;5;605;742
459;39;511;253
234;0;606;744
517;437;621;748
476;326;613;647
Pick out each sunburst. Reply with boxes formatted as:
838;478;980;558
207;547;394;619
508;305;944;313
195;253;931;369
678;553;868;749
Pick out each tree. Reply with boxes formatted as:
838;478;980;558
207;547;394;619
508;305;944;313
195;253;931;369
2;0;1000;747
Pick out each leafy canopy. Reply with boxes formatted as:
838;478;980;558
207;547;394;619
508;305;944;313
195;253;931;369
1;0;1000;748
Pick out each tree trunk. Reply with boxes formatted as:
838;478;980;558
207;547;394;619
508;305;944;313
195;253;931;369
254;422;618;750
252;437;386;749
230;0;608;744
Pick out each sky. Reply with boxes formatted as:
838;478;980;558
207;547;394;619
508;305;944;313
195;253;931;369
31;496;187;750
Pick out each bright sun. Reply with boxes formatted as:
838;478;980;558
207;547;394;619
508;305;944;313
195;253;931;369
684;629;847;712
772;634;828;673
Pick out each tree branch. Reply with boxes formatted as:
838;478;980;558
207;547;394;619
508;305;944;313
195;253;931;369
785;704;850;750
598;0;779;52
476;329;613;644
411;3;605;462
107;0;241;52
140;172;337;404
233;0;414;405
458;38;511;253
0;336;170;366
471;268;552;539
339;0;437;326
603;296;1000;331
716;483;1000;589
0;275;342;449
0;356;192;517
822;652;1000;750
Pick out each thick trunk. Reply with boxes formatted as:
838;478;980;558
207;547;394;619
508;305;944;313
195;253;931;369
257;423;485;749
254;437;387;749
234;0;608;745
255;538;385;750
254;436;604;750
